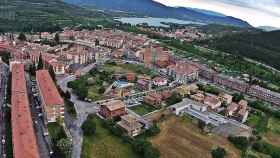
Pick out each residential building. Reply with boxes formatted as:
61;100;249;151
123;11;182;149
213;74;249;93
248;85;280;106
117;114;143;137
36;70;65;123
137;79;152;91
219;93;233;105
226;100;249;122
190;93;205;102
167;61;199;84
11;64;40;158
204;95;222;110
144;92;163;107
99;100;126;119
152;77;168;87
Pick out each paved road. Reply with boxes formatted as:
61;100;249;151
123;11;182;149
0;63;8;158
58;72;98;158
26;73;51;158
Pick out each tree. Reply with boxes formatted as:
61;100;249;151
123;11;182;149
228;136;250;151
0;51;11;64
54;33;60;44
56;138;72;158
232;93;244;102
37;53;44;70
81;118;96;136
145;124;160;137
166;92;182;106
95;39;99;46
211;147;227;158
29;63;36;76
98;86;105;94
65;91;71;99
18;32;27;41
48;66;56;82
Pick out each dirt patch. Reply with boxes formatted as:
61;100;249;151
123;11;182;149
264;131;280;148
150;115;240;158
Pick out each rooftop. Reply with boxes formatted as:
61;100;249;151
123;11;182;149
102;100;125;111
36;70;64;106
11;64;40;158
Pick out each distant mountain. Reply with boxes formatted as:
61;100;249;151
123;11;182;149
0;0;108;32
198;30;280;70
258;26;280;32
64;0;251;27
187;8;226;17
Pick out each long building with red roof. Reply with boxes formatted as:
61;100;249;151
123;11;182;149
11;64;40;158
36;70;64;123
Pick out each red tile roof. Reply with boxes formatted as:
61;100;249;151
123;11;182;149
11;64;40;158
36;70;64;106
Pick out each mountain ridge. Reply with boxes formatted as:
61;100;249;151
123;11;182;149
64;0;251;27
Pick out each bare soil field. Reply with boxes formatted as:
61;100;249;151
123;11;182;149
150;115;240;158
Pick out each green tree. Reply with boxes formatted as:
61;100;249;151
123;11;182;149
145;124;160;137
0;51;11;64
48;66;56;82
29;63;36;76
37;53;44;70
166;92;182;106
18;32;27;41
54;33;60;44
211;147;227;158
232;93;244;102
65;91;71;99
57;138;72;158
98;86;105;94
81;118;96;136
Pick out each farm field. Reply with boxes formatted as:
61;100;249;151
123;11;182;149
149;115;240;158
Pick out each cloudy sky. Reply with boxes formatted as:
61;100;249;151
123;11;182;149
154;0;280;28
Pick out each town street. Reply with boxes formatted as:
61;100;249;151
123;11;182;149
0;63;8;158
58;66;98;158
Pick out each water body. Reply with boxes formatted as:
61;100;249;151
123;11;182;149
115;17;204;27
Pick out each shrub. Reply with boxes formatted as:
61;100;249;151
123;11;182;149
211;147;227;158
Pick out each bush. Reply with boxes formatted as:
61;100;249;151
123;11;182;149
132;139;160;158
166;92;182;106
144;124;160;137
252;141;280;158
228;136;250;151
81;118;96;136
232;93;244;102
211;147;227;158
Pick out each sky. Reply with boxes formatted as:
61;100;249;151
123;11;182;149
153;0;280;28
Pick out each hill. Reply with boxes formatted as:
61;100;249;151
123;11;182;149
197;30;280;70
0;0;109;32
64;0;251;28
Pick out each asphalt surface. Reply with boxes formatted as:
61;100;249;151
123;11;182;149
25;73;52;158
0;63;8;158
58;66;99;158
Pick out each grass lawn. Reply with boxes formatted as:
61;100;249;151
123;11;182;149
150;115;240;158
81;116;140;158
88;86;104;101
129;104;158;116
267;117;280;134
246;112;268;134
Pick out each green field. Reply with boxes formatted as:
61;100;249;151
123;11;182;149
246;111;268;134
129;104;158;116
268;117;280;134
81;116;140;158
